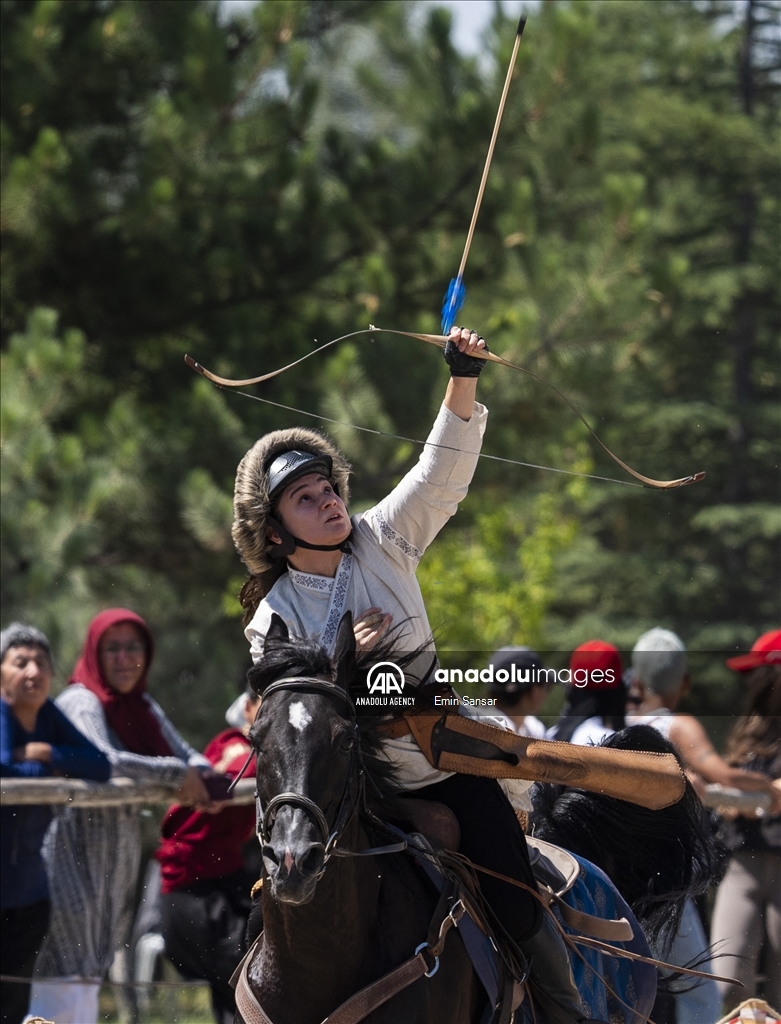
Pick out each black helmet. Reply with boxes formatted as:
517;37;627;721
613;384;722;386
233;427;352;575
266;450;334;504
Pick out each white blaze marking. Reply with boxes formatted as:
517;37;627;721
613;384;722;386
288;701;312;732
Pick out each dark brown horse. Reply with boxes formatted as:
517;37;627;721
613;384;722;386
238;615;722;1024
239;613;485;1024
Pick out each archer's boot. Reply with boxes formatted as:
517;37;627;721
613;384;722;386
520;912;586;1023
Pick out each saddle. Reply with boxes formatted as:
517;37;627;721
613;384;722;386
391;799;630;944
391;798;574;876
527;836;579;897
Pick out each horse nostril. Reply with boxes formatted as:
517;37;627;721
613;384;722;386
262;844;280;873
297;844;325;877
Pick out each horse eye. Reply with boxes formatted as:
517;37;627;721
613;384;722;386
340;734;355;753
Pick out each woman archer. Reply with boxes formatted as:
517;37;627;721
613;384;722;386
232;325;588;1022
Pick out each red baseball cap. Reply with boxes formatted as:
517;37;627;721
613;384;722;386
569;640;623;689
725;629;781;672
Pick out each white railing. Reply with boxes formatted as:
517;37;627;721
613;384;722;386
700;784;771;812
0;776;256;806
0;777;771;811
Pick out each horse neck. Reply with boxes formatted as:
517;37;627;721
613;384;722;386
261;814;380;983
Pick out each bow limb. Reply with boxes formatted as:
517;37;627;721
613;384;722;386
385;329;706;491
184;329;378;387
185;325;705;491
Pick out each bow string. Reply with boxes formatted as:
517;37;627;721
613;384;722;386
184;326;705;490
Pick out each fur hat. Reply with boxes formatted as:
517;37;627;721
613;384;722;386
232;426;352;578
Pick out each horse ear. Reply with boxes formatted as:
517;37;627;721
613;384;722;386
266;613;289;644
246;664;262;696
333;612;356;690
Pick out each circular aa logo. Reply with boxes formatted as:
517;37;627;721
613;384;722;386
366;661;405;696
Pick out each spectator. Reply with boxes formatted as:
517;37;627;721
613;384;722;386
629;627;728;1024
630;627;775;797
710;630;781;1010
0;622;109;1024
27;609;217;1024
485;646;549;738
157;689;260;1024
547;640;625;745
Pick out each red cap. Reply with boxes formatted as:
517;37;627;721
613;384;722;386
569;640;622;689
725;629;781;672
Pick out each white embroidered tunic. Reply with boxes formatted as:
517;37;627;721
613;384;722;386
245;401;488;788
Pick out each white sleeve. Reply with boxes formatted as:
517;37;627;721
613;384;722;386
55;687;204;784
571;719;615;747
144;696;211;769
359;401;488;570
245;601;274;664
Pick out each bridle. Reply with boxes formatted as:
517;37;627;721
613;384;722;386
254;678;360;870
247;676;407;878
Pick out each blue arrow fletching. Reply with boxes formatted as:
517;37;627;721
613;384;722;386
441;276;466;334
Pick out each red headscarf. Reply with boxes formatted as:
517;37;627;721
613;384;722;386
70;608;173;757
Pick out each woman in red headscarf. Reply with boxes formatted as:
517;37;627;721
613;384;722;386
28;609;216;1024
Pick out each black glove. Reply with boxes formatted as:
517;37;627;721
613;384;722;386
443;334;489;378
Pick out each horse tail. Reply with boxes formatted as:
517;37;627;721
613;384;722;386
529;724;727;954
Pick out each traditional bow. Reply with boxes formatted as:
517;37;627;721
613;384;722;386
185;325;705;490
184;16;704;492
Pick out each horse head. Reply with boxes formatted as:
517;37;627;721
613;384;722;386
247;612;360;905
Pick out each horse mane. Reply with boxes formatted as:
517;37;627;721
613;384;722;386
529;724;727;954
247;622;440;801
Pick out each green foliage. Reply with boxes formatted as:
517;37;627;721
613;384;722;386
419;490;578;654
1;0;778;740
2;309;120;665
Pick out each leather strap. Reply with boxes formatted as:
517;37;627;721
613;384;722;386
537;887;634;942
235;957;274;1024
570;933;740;984
403;709;439;760
230;932;262;993
471;862;740;985
377;716;413;739
235;946;442;1024
322;951;441;1024
234;887;465;1024
494;973;518;1024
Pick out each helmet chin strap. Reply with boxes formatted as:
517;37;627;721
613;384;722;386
293;534;353;553
267;517;353;560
